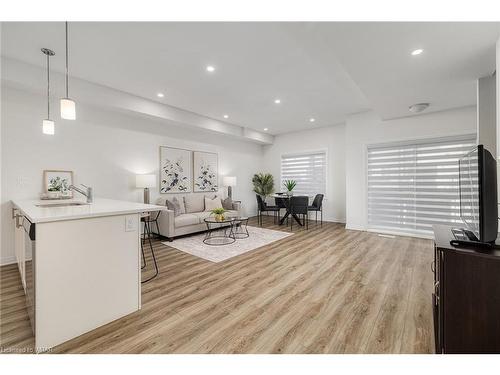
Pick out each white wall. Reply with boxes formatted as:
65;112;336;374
262;125;346;222
1;86;263;265
345;106;477;231
0;24;3;263
477;75;496;156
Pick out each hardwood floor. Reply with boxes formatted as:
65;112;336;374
0;217;434;354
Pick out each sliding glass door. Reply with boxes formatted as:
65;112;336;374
367;135;476;237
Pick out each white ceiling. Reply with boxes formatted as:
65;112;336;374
2;22;499;134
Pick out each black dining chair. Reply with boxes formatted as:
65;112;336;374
289;196;309;230
308;194;324;225
256;195;280;226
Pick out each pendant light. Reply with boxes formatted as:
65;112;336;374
60;21;76;120
41;48;55;135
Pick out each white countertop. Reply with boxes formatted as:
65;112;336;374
12;198;165;223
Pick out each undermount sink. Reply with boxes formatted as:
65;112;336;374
35;202;90;208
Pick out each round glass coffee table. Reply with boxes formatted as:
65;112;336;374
232;217;249;239
203;217;249;245
203;217;237;245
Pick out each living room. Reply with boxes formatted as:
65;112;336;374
1;1;500;373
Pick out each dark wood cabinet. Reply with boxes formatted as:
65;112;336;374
433;225;500;354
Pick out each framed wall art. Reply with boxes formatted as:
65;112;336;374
43;170;74;197
159;146;192;193
193;151;218;192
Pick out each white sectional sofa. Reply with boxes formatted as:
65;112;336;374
156;193;242;241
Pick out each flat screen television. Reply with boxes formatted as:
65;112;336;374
458;144;498;244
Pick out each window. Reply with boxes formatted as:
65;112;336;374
367;136;476;237
281;151;326;197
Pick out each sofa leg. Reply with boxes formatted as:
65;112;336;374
166;237;173;242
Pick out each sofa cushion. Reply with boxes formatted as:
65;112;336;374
192;211;212;223
166;197;185;216
225;210;239;218
174;213;200;228
184;194;205;213
204;196;223;211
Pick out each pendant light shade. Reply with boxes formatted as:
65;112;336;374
41;48;55;135
60;21;76;120
42;119;55;135
60;98;76;120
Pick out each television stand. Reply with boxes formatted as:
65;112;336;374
433;224;500;353
450;228;494;249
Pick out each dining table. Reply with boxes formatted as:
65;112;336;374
271;194;311;226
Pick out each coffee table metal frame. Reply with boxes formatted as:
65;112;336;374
203;218;237;246
232;217;249;239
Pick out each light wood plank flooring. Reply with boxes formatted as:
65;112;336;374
0;217;434;354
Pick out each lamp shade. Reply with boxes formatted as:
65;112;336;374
60;98;76;120
136;174;156;188
223;176;237;186
42;119;55;135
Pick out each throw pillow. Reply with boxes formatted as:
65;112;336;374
184;194;205;213
204;196;223;212
166;197;185;217
222;197;234;210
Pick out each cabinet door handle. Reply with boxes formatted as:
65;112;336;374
434;281;440;295
431;260;435;273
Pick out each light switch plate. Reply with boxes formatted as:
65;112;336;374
125;215;137;232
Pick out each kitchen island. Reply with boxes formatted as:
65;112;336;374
11;198;164;352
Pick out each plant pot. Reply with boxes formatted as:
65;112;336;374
48;191;60;199
215;214;225;222
286;191;294;196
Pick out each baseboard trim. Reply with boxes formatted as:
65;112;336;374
345;224;366;231
254;214;345;224
0;256;17;267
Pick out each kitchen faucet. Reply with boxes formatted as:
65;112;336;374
69;184;93;203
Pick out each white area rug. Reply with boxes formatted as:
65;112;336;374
163;226;293;263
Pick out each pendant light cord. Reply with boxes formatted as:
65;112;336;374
65;21;69;98
47;52;50;118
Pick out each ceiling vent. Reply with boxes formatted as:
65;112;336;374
409;103;430;113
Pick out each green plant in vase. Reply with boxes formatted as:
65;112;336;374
252;173;274;198
210;207;227;222
283;179;297;196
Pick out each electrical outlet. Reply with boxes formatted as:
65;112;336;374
125;215;137;232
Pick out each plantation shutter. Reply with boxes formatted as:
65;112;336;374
367;136;476;237
281;151;326;196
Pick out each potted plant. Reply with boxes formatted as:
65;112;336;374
210;207;227;222
283;180;297;196
252;173;274;198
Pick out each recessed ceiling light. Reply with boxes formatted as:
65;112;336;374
409;103;430;113
274;99;281;104
263;128;268;131
309;118;315;123
411;49;424;56
206;65;215;72
157;93;164;98
223;114;229;119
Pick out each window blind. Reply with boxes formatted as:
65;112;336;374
281;151;326;197
367;136;477;237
